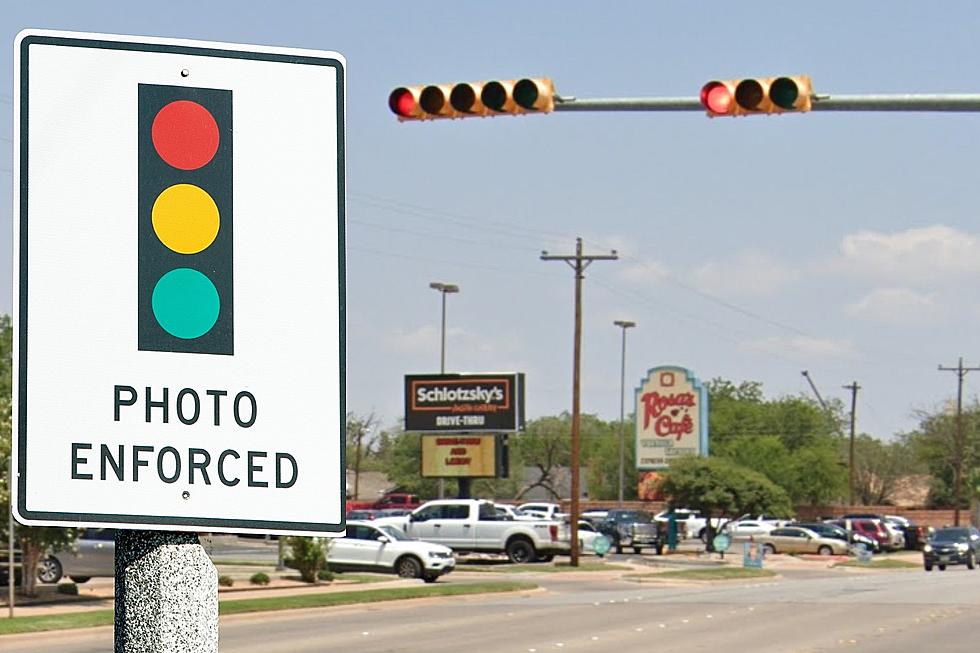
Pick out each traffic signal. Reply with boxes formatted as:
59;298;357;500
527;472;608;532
700;75;813;117
138;84;234;355
388;78;555;121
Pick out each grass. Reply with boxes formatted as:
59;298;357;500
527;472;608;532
629;567;777;581
834;559;920;569
0;581;536;636
457;561;630;573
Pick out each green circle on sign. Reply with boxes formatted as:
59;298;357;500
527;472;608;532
152;268;220;339
712;533;731;552
593;534;611;556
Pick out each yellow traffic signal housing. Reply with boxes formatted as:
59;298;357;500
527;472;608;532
389;77;555;121
701;75;813;117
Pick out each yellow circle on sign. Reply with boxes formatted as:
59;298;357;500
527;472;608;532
152;184;220;254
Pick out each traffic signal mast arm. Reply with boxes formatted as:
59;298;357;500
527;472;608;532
551;93;980;113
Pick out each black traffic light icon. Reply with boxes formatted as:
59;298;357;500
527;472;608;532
138;84;233;355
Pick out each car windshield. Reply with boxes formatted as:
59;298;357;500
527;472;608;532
379;525;412;541
931;528;970;543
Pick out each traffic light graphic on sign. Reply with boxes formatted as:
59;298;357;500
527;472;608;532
700;76;813;117
138;84;233;355
389;78;555;121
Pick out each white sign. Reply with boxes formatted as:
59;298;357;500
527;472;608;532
635;366;709;470
13;30;346;536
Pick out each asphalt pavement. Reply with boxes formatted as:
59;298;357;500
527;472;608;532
4;548;980;653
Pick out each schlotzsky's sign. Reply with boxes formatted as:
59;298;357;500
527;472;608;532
404;374;525;432
635;366;709;470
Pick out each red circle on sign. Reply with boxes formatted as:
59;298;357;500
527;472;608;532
151;100;220;170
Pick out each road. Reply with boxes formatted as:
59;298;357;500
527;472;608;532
5;562;980;652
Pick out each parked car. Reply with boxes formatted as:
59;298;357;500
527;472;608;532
346;509;379;521
494;504;539;521
39;529;116;584
797;522;879;553
840;513;903;550
654;508;729;541
884;515;930;550
833;518;892;551
575;520;601;554
734;514;792;527
375;499;570;563
517;502;565;520
596;509;664;555
580;509;609;524
755;526;849;556
724;520;777;539
327;521;455;582
374;508;413;518
923;526;980;571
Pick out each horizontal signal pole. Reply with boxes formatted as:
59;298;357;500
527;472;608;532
554;93;980;113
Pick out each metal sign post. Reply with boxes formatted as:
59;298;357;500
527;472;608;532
13;30;346;651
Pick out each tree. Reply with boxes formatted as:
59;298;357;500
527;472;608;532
345;412;379;499
656;455;793;549
707;378;848;506
851;434;923;505
0;314;78;596
905;405;980;509
512;415;572;500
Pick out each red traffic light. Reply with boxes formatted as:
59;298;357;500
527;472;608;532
700;81;735;116
388;87;419;118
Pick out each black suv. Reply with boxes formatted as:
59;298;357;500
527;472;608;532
596;509;664;555
924;526;980;571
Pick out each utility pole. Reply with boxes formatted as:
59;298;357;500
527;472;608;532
541;238;617;566
842;382;860;506
613;320;636;505
938;358;980;526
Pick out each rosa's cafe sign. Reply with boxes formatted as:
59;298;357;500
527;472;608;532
635;366;709;470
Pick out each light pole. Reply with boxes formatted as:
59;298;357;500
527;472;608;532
613;320;635;505
429;282;459;499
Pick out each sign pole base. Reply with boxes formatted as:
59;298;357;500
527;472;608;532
114;530;218;653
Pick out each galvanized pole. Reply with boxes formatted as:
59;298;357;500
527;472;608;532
429;282;460;500
613;321;635;505
7;458;13;618
542;239;617;566
552;93;980;114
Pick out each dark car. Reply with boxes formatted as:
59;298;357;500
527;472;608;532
596;509;664;555
800;522;879;552
923;526;980;571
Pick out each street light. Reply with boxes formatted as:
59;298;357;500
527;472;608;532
613;320;636;505
429;282;459;374
429;282;459;500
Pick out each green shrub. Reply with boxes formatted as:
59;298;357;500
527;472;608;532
56;582;78;596
317;569;334;582
284;537;331;583
249;572;271;586
218;575;234;587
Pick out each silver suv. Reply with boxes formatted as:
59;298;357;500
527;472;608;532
39;529;116;584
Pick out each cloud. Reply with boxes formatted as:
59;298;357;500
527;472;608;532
740;336;857;360
838;225;980;282
691;251;797;297
617;259;669;286
846;287;941;325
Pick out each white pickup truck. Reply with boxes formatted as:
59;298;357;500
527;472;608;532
374;499;570;563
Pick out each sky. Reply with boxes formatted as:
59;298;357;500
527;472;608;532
3;2;980;443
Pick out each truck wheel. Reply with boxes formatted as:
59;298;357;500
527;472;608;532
395;555;423;579
968;553;976;570
506;538;535;564
37;557;63;584
655;543;664;556
422;572;439;583
615;543;623;554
